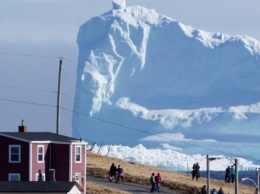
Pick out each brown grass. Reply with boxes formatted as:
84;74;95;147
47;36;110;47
86;151;255;194
86;182;130;194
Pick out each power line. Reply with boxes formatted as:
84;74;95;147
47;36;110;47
63;57;77;65
0;51;210;108
2;51;260;163
0;97;55;108
0;52;59;59
2;60;259;159
0;84;56;94
62;70;74;94
1;95;260;163
1;81;249;150
60;107;260;164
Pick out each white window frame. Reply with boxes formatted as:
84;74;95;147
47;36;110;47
9;145;21;163
74;172;81;185
8;173;20;181
36;172;45;181
75;146;81;163
37;145;44;163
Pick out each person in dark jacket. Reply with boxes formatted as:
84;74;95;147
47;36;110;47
192;163;196;180
154;172;162;192
201;185;207;194
211;188;217;194
195;163;200;180
116;165;124;183
225;166;231;183
217;187;224;194
150;173;156;192
109;163;117;182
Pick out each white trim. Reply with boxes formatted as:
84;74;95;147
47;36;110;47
69;144;72;181
32;141;86;145
9;145;21;163
31;141;51;144
75;146;82;163
8;173;20;181
29;143;32;181
71;141;87;145
37;145;44;163
84;146;86;194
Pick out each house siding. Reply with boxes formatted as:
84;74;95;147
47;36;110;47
0;132;86;194
0;136;29;181
71;144;86;192
31;143;50;181
50;143;70;181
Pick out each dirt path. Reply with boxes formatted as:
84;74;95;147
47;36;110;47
87;176;175;193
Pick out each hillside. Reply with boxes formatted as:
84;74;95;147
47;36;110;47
86;151;255;194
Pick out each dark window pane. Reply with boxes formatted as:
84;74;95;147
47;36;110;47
38;147;43;153
11;155;19;161
11;147;19;154
38;155;43;161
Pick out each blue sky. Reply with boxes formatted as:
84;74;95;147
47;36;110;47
1;0;260;45
0;0;260;136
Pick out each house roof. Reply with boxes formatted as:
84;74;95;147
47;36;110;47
0;132;81;143
0;181;83;192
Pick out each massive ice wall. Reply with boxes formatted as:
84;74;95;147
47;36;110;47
73;2;260;162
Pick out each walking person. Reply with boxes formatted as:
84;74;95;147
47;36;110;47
195;163;200;180
150;173;156;192
109;163;117;182
217;187;224;194
211;188;217;194
192;163;196;180
154;172;161;192
116;165;124;183
225;166;231;183
231;165;235;183
201;185;207;194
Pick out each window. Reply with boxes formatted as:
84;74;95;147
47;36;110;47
75;146;81;163
74;173;81;185
9;145;21;163
8;173;20;181
37;145;44;162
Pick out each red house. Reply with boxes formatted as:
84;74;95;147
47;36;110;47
0;124;86;194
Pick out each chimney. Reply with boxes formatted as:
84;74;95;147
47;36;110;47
48;169;55;181
18;120;27;133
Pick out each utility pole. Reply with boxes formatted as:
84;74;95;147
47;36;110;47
206;155;216;194
235;159;238;194
56;58;62;134
257;168;259;194
207;155;210;194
